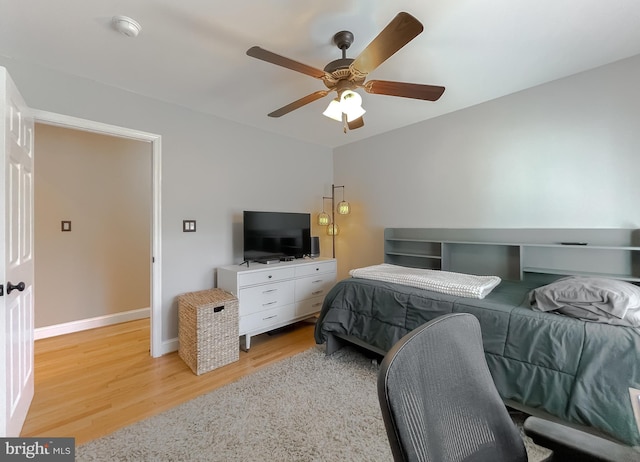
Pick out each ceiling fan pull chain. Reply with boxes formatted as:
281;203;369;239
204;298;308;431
342;113;348;133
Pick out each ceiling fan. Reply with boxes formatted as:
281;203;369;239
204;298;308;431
246;12;445;132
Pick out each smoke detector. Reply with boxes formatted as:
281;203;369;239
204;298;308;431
112;15;142;37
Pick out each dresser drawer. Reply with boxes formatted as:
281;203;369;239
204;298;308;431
237;267;296;287
296;296;325;317
295;273;335;301
240;304;296;334
239;280;295;315
295;260;337;277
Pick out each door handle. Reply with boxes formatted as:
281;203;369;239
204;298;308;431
7;281;25;294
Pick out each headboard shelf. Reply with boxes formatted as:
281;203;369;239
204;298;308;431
386;251;442;259
384;228;640;282
523;268;640;283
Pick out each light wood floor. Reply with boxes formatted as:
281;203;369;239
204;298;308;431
20;318;317;445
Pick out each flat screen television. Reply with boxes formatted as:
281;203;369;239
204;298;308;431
243;211;311;262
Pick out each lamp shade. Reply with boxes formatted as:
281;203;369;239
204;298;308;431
322;99;342;122
345;105;365;122
340;90;366;122
327;223;339;236
337;200;350;215
318;211;330;226
323;91;366;123
340;90;361;107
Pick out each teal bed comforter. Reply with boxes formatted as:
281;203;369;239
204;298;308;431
314;277;640;446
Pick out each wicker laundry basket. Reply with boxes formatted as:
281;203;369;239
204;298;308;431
178;289;239;375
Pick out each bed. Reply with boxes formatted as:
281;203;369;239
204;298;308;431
314;265;640;448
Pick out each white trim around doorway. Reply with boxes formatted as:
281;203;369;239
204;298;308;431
31;109;164;357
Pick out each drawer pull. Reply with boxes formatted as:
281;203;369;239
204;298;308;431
263;315;278;320
263;301;278;307
263;289;278;294
312;290;323;295
268;275;273;279
213;306;224;313
312;279;323;284
312;302;323;308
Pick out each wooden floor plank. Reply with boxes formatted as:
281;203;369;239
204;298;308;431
20;318;317;445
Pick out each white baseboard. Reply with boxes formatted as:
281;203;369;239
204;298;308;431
160;337;179;355
34;307;151;340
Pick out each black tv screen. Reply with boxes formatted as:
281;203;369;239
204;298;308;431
243;211;311;262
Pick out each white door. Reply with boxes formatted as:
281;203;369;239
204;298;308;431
0;67;35;436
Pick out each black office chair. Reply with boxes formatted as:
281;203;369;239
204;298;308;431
377;313;638;462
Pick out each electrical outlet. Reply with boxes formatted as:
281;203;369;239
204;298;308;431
183;220;196;232
61;221;71;232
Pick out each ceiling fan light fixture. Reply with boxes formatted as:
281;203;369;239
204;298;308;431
341;90;366;122
323;90;365;124
322;99;343;122
340;90;362;107
345;104;366;122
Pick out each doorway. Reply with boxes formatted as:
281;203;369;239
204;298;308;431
31;109;163;357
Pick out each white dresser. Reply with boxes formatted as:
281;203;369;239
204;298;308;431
217;258;337;350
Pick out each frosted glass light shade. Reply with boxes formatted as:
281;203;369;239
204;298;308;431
323;91;365;123
340;90;361;107
345;105;365;122
327;223;339;236
318;211;330;226
322;99;342;122
337;200;350;215
340;90;366;122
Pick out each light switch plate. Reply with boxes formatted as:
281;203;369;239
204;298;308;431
183;220;196;232
630;388;640;434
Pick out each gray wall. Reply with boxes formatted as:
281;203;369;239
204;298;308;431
34;124;151;328
6;51;639;344
0;56;334;348
333;54;640;279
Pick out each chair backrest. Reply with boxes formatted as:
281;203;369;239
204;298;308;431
377;313;528;462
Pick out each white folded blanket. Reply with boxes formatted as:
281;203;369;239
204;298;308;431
349;263;501;299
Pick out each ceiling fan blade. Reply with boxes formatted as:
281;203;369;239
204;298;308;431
267;90;330;118
349;12;423;77
347;116;364;130
247;46;328;79
363;80;445;101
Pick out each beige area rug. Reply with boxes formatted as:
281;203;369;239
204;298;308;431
76;346;551;461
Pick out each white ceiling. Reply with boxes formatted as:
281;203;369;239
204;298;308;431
2;0;640;148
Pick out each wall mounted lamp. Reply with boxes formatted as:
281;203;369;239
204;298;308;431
317;184;350;258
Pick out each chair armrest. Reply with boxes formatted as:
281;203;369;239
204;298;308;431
523;416;640;462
